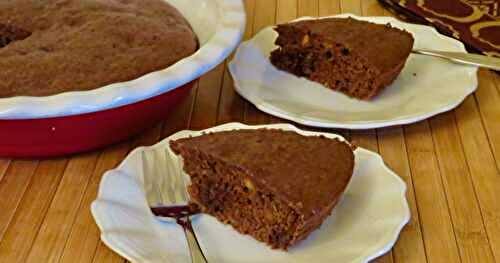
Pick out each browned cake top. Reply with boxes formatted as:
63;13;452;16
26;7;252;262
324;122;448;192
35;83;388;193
172;129;355;219
0;0;197;98
275;17;414;71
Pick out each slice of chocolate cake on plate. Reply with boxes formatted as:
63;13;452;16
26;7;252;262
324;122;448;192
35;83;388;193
270;17;414;100
170;129;354;250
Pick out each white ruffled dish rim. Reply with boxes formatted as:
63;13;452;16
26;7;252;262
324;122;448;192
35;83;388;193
91;122;410;263
0;0;245;120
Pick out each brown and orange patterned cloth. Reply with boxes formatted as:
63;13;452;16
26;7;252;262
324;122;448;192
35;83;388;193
379;0;500;57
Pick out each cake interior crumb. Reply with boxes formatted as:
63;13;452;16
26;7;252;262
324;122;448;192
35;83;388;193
269;18;414;100
185;149;302;250
271;30;381;99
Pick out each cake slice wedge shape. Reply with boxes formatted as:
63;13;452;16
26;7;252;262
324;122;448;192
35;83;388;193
170;129;355;250
270;17;414;100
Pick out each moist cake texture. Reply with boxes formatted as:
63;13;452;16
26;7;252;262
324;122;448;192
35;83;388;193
170;129;355;250
270;17;414;100
0;0;198;98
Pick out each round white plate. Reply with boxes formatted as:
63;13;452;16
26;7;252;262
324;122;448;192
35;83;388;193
91;122;410;263
228;14;478;129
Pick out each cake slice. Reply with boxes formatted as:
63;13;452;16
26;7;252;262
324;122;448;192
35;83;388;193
270;17;414;100
170;129;354;250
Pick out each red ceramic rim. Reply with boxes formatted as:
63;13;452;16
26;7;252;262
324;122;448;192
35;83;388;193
0;81;196;158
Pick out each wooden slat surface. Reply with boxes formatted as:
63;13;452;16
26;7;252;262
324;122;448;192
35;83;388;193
405;121;463;262
0;159;10;182
0;159;67;262
0;1;499;262
430;113;495;262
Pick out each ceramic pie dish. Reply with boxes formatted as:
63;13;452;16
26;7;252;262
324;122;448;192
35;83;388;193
0;0;245;157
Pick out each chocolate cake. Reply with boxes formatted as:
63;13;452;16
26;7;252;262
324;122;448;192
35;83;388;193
270;17;414;100
0;0;198;98
170;129;355;250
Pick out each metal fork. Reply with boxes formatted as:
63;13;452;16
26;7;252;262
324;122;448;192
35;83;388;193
412;49;500;71
141;149;208;263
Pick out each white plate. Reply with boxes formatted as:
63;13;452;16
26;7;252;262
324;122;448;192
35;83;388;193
228;14;478;129
91;122;410;263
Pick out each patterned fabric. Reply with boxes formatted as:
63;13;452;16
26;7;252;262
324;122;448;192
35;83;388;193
465;0;499;18
378;0;500;57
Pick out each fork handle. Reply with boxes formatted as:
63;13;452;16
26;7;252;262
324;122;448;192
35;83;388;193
177;217;208;263
412;49;500;71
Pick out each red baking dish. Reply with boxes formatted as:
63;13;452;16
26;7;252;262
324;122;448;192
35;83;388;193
0;0;245;157
0;82;193;158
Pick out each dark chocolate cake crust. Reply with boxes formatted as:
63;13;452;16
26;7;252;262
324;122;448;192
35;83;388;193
170;129;355;250
270;17;414;100
0;0;198;98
